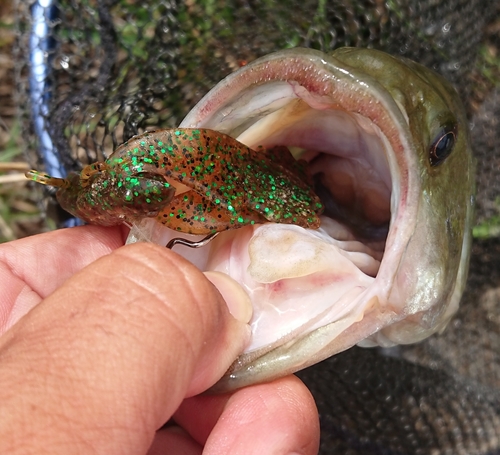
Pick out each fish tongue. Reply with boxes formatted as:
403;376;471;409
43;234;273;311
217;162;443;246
205;222;378;352
245;223;381;282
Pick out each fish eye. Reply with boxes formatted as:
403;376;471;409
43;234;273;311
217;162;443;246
429;124;457;166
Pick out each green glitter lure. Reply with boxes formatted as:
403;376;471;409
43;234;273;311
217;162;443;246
26;128;324;234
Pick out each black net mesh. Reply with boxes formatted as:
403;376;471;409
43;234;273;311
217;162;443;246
12;0;500;453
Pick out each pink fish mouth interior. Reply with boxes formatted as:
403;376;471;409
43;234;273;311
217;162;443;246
223;99;393;283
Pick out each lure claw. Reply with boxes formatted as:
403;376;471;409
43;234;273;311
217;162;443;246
25;170;71;189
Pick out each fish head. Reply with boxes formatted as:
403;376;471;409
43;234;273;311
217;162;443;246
131;47;475;391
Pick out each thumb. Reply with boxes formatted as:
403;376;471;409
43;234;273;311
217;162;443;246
0;242;251;455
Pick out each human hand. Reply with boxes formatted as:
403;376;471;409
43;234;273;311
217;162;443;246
0;226;319;455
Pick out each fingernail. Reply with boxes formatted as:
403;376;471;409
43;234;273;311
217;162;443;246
204;271;253;323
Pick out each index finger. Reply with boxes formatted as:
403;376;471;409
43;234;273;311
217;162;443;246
0;225;127;334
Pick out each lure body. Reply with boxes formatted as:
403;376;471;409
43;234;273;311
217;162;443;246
27;128;323;234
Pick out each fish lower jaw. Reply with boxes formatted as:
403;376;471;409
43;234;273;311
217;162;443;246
126;216;394;357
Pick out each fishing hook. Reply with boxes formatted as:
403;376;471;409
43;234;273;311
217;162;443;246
166;232;219;250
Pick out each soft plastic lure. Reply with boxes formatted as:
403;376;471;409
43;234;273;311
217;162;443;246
26;128;323;234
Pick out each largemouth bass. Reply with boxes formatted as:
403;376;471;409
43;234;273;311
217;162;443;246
28;48;475;391
133;47;475;391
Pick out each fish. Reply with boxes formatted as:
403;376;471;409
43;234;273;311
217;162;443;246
174;47;475;391
27;47;475;392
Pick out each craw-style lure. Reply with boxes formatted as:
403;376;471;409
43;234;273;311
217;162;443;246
26;128;323;234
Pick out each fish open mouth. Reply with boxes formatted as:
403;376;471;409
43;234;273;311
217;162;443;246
129;48;471;390
178;48;412;335
230;97;392;265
